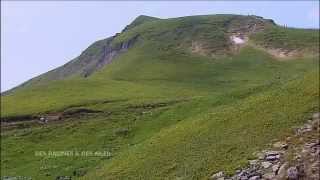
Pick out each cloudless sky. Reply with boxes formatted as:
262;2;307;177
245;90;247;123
1;1;319;91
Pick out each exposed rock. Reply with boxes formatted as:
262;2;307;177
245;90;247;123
236;169;242;174
305;141;319;148
248;175;260;180
277;162;288;178
262;172;275;180
311;120;319;130
249;160;259;166
265;151;279;156
296;163;305;178
261;161;272;169
210;171;225;180
209;112;319;180
287;166;299;180
240;175;248;180
310;161;319;174
312;112;320;120
255;152;265;160
234;170;249;180
272;164;280;173
56;176;72;180
295;123;313;135
265;154;280;161
273;141;288;149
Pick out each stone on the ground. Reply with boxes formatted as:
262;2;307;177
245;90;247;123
257;153;265;160
248;175;260;180
277;162;288;178
287;166;298;180
272;164;280;173
296;163;305;178
273;141;288;149
210;171;225;180
249;160;259;166
239;175;248;180
312;112;320;120
262;172;275;180
265;151;279;156
305;141;319;148
261;161;272;169
311;119;319;129
265;154;280;161
56;176;72;180
215;113;319;180
311;161;319;174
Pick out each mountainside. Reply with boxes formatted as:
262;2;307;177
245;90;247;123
1;14;319;180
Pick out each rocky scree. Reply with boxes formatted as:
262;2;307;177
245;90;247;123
210;112;320;180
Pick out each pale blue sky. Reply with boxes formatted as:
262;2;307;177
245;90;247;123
1;1;319;91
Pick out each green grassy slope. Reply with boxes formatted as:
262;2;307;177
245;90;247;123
1;14;319;179
85;70;318;180
2;45;316;118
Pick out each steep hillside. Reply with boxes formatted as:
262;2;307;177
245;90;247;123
1;14;319;180
4;14;277;94
4;15;157;95
5;14;318;96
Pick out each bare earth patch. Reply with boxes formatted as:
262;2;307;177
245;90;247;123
261;48;302;60
191;41;210;56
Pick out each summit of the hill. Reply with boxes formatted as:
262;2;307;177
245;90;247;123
3;14;318;95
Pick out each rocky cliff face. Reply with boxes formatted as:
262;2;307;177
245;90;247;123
81;34;139;77
226;15;275;35
4;34;139;95
45;34;139;79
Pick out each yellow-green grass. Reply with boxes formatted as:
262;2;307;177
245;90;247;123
1;69;318;179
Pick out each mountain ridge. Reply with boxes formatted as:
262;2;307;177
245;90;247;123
3;14;281;94
3;14;319;95
1;14;319;179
